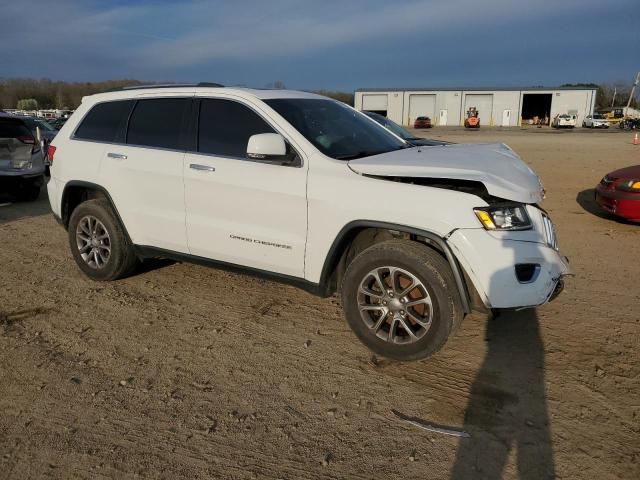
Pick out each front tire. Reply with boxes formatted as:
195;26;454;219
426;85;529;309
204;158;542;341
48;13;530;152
341;240;463;361
68;199;138;281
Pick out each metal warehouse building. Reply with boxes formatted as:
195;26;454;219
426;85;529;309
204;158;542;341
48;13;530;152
355;87;597;127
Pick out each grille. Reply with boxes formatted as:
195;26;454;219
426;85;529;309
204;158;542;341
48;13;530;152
541;213;558;250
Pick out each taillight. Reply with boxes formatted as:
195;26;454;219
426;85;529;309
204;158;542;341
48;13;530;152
17;135;35;145
47;145;57;164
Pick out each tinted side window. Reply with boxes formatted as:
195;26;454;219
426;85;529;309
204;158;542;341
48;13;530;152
74;100;133;142
127;98;190;150
198;99;275;158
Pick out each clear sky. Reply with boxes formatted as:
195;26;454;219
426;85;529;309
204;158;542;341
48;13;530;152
1;0;637;90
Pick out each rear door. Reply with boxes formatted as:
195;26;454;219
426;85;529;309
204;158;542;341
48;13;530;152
98;96;191;252
183;96;308;277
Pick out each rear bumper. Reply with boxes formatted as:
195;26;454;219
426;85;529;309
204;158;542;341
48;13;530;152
46;175;62;219
0;172;45;188
595;186;640;221
447;229;570;309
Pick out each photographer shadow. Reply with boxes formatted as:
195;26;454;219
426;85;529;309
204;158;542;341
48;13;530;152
452;234;559;479
451;308;555;479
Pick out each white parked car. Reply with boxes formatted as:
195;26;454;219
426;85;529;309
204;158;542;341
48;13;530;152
582;114;609;129
47;84;570;361
552;113;577;129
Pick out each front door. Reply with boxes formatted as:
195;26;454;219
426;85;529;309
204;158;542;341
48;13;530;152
183;97;308;278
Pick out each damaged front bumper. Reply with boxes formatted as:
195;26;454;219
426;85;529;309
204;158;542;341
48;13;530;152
446;227;570;310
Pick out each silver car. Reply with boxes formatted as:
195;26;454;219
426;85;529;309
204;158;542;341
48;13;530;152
0;113;46;200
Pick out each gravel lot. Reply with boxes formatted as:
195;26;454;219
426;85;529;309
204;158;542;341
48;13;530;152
1;127;638;479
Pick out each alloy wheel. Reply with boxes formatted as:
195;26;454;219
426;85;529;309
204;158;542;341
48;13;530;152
357;266;433;344
75;215;111;269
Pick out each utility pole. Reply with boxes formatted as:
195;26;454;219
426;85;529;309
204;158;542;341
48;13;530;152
611;87;616;108
625;71;640;117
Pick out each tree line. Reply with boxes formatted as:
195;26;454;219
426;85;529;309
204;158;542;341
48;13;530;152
0;78;146;110
0;78;354;110
1;77;634;112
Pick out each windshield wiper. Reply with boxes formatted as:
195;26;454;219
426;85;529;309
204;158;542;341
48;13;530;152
335;151;378;160
335;146;409;160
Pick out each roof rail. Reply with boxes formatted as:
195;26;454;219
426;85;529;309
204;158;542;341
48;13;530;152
121;82;224;91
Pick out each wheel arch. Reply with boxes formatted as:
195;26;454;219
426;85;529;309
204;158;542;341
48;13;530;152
318;220;474;314
61;181;133;244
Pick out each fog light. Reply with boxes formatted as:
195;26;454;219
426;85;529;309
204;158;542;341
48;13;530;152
515;263;540;283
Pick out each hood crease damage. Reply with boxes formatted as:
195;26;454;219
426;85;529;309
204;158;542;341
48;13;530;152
348;143;544;204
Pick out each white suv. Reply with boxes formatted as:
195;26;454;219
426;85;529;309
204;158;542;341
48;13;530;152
47;84;570;361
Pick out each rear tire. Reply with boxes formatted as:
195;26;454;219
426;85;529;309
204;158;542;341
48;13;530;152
68;199;138;281
341;240;463;361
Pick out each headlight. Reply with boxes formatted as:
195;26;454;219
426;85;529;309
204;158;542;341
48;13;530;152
474;204;532;230
616;179;640;192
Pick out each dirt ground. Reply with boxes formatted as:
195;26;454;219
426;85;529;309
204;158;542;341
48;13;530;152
1;127;638;479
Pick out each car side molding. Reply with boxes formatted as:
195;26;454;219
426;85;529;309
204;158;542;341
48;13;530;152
134;245;324;296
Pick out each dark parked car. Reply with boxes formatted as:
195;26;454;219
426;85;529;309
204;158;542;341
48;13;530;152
48;118;68;130
364;111;449;146
414;116;432;128
0;113;46;200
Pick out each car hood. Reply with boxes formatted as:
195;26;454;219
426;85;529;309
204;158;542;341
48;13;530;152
607;164;640;180
348;143;544;204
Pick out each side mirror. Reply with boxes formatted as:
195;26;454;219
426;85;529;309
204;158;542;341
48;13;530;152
247;133;291;163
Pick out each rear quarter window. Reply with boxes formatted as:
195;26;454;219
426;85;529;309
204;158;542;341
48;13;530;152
74;100;134;142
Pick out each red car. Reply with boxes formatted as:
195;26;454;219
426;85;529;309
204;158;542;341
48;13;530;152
413;116;432;128
595;165;640;222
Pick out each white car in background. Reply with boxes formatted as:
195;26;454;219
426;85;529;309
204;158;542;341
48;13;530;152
552;114;577;129
582;114;609;129
47;84;570;361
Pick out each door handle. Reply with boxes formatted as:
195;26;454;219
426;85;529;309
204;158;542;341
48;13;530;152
107;152;127;159
190;163;215;172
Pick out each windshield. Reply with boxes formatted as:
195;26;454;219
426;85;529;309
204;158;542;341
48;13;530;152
265;99;407;160
593;113;604;119
364;112;413;140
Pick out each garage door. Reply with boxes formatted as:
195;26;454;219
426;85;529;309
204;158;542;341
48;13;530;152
408;94;436;125
464;94;493;126
361;94;388;112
